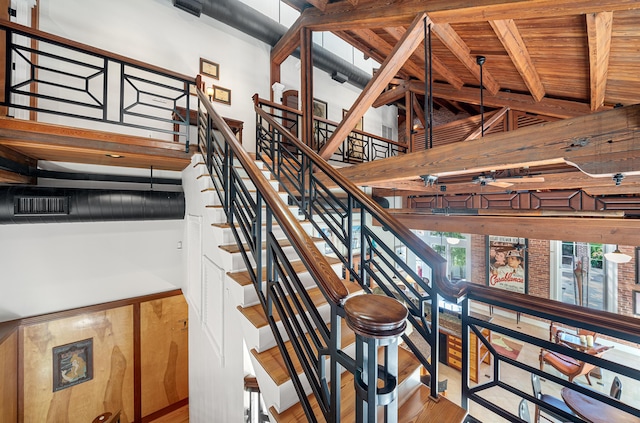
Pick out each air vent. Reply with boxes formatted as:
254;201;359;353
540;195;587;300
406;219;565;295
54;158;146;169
172;0;202;17
14;196;70;216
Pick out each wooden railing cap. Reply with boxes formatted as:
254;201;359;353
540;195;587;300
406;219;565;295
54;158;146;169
344;294;408;339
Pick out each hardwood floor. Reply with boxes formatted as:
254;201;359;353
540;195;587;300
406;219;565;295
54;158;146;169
149;405;188;423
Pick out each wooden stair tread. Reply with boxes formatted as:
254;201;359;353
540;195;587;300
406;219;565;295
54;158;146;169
398;385;467;423
219;237;322;254
237;278;361;329
251;319;355;386
228;256;342;287
270;347;421;423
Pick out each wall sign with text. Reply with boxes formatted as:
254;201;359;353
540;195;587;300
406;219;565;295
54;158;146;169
486;236;528;294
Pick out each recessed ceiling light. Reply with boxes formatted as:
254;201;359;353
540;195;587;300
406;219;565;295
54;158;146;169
106;154;124;158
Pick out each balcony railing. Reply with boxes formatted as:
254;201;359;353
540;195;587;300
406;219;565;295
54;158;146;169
253;95;407;164
0;21;196;151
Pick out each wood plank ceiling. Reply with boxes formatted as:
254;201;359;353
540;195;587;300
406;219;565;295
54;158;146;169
277;0;640;209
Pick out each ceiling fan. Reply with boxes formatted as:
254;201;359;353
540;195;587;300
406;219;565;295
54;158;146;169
473;174;545;188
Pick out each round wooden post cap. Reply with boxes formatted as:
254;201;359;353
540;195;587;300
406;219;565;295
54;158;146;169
344;294;408;339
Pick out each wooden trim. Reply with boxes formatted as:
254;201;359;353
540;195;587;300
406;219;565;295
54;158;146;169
0;321;18;345
140;398;188;423
17;326;24;423
18;289;183;327
133;302;142;423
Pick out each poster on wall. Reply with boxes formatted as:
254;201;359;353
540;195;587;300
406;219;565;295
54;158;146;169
52;338;93;392
487;236;527;294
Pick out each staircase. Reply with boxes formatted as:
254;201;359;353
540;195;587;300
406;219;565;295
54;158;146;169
183;150;467;422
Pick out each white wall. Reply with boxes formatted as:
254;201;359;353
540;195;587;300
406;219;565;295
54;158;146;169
38;0;396;150
0;219;183;322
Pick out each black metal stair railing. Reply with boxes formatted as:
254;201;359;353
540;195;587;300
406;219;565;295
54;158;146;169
254;96;407;164
254;103;463;401
459;285;640;422
198;90;410;422
0;21;195;151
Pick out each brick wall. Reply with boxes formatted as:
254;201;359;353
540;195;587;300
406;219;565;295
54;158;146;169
466;238;637;316
617;245;638;317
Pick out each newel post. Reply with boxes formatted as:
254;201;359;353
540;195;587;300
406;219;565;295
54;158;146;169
344;294;408;423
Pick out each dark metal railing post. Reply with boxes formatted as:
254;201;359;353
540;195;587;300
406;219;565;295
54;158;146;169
461;296;470;410
430;294;440;398
346;295;406;423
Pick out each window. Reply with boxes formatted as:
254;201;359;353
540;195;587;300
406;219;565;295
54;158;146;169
558;241;607;310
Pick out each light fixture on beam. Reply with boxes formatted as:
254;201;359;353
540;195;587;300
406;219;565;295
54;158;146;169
604;245;631;264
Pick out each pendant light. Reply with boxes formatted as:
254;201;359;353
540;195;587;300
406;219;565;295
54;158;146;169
604;245;631;264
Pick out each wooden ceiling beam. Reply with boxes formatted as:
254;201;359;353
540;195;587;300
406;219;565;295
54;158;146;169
271;15;303;66
298;0;640;31
412;93;426;129
383;26;464;90
319;13;427;160
431;23;500;95
489;19;545;102
372;82;409;108
306;0;329;11
332;104;640;185
463;107;509;141
586;12;613;111
0;144;36;167
364;171;640;195
388;212;640;246
412;81;594;119
350;28;425;80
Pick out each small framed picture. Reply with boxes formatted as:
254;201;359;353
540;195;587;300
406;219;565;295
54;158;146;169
313;99;327;119
212;85;231;105
200;58;219;79
53;338;93;392
189;80;204;96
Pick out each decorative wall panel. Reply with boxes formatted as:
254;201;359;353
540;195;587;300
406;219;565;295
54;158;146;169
22;307;135;423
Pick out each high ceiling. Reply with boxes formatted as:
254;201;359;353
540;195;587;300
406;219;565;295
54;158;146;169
276;0;640;201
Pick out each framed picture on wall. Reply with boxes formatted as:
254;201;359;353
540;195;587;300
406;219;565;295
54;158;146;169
343;108;363;131
313;99;327;119
486;236;528;294
212;85;231;105
200;58;219;79
52;338;93;392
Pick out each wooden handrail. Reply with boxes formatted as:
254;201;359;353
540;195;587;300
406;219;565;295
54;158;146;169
468;284;640;342
0;21;195;83
254;95;408;149
199;90;348;304
254;105;462;301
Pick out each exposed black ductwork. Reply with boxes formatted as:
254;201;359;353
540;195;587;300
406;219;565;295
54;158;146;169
0;187;185;224
200;0;372;89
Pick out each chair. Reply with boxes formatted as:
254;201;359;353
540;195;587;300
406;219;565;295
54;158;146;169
540;345;612;385
610;376;622;400
531;373;575;423
518;398;531;423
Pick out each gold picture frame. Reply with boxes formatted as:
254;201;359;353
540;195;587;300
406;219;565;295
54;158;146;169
200;58;219;79
212;85;231;105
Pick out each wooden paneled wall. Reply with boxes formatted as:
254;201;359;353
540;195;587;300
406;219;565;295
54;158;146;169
140;296;188;417
0;290;188;423
0;329;18;423
22;306;135;423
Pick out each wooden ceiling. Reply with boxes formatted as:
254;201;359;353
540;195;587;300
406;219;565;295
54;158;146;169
277;0;640;201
